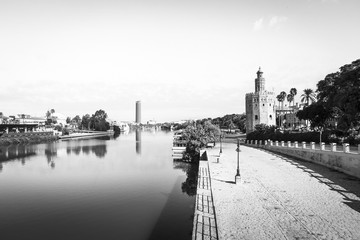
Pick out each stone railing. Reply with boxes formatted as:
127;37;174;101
245;139;360;179
245;139;360;154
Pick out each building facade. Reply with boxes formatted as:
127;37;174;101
245;68;276;133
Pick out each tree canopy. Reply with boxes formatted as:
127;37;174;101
316;59;360;129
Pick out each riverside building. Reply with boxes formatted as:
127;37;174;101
245;67;276;133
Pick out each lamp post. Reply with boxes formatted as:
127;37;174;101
220;134;222;154
235;138;241;184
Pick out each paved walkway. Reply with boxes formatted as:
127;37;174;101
193;159;219;240
206;143;360;240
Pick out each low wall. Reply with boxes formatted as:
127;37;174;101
245;140;360;179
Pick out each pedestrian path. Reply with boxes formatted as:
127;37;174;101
206;143;360;240
192;159;219;240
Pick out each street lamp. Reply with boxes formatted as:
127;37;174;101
220;134;222;154
235;138;241;184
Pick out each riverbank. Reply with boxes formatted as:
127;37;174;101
201;143;360;239
0;132;58;146
60;131;114;140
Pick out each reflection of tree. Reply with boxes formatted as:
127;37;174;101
72;146;81;155
91;145;107;158
173;161;199;196
45;143;57;166
81;146;91;155
65;143;107;158
113;132;120;139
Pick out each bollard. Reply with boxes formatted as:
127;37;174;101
310;142;315;150
264;140;267;146
287;141;292;147
281;141;285;147
270;140;273;146
275;141;279;146
255;140;258;145
294;141;298;148
343;143;350;153
302;142;307;149
320;142;325;151
331;143;337;152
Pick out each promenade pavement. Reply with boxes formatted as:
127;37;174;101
206;142;360;240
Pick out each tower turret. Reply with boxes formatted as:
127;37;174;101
255;67;265;92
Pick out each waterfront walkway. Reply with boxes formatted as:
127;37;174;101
206;143;360;240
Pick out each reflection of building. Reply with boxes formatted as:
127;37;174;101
135;101;141;124
245;68;276;133
136;129;141;155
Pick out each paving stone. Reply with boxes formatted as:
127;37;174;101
206;143;360;240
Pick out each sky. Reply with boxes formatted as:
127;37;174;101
0;0;359;122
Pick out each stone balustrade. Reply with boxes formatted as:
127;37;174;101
244;139;360;179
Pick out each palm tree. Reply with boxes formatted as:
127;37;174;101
276;93;286;128
287;94;294;107
300;89;316;106
280;91;287;108
290;88;297;106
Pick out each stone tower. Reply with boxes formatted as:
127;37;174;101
135;101;141;124
245;67;276;133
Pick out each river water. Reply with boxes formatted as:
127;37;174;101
0;130;197;240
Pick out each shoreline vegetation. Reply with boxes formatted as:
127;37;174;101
0;132;59;146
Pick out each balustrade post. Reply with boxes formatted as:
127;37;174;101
270;140;273;146
275;141;279;146
281;141;285;147
287;141;292;147
343;143;349;153
320;142;325;151
302;142;306;149
310;142;315;150
331;143;337;152
294;141;298;148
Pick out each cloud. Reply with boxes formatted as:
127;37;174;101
269;16;288;27
253;18;264;31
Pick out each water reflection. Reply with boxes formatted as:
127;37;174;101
45;142;57;168
65;141;107;158
173;161;199;196
136;129;142;155
0;144;37;163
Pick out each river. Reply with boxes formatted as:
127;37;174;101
0;130;197;240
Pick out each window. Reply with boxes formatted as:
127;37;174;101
263;104;265;106
269;104;271;106
269;115;272;120
255;115;258;120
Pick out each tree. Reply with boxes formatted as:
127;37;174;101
181;121;220;162
66;117;71;124
81;114;91;130
316;59;360;130
280;91;287;108
90;109;110;131
300;89;316;106
290;88;297;106
286;94;294;107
